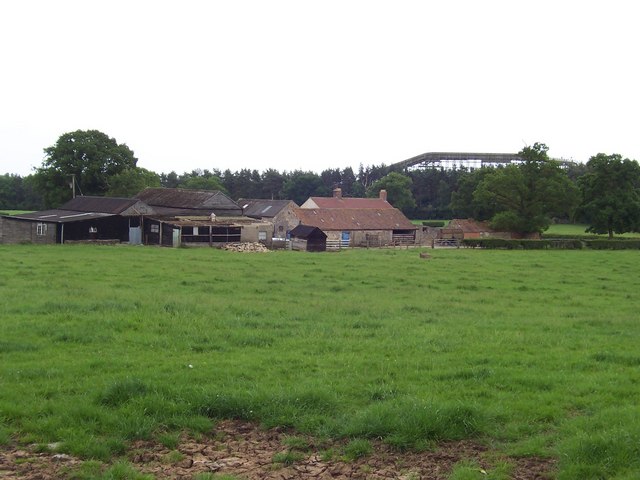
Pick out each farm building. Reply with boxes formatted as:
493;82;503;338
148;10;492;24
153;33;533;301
300;188;393;209
0;196;153;245
294;207;417;249
132;188;275;247
445;219;493;239
295;188;417;248
440;219;540;242
143;216;272;247
289;225;327;252
135;188;242;217
238;199;299;240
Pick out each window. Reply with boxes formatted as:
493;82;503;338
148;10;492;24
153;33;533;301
258;231;267;241
193;227;199;236
150;224;160;233
36;223;47;236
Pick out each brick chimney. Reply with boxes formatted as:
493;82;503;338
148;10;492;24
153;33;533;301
379;189;387;201
333;187;342;199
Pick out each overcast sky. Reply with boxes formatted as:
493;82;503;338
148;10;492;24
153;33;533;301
1;1;638;177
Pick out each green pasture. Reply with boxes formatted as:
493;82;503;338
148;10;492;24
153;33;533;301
544;223;640;238
0;210;33;215
1;245;639;479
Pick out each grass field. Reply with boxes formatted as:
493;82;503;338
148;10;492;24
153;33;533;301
545;223;640;238
1;245;639;479
0;210;33;215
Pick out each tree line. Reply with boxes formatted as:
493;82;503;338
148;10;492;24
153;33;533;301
2;130;639;238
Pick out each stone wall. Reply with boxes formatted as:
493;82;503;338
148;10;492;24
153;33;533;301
0;218;57;244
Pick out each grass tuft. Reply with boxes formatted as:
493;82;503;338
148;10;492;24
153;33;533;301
99;379;150;407
343;438;373;461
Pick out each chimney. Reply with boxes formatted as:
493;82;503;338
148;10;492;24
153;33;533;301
379;189;387;202
333;187;342;199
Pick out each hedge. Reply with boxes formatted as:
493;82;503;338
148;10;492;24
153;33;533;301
422;220;446;227
583;240;640;250
462;239;583;249
462;238;640;250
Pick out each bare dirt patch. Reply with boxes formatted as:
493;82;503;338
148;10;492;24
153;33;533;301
0;420;556;479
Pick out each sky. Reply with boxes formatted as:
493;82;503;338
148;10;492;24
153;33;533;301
1;1;639;177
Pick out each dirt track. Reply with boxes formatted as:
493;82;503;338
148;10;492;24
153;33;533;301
0;420;555;479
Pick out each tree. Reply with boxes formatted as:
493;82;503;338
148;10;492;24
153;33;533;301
281;171;327;205
260;169;285;199
106;167;160;197
160;171;180;188
33;130;137;207
367;172;416;215
450;168;497;219
179;173;226;192
473;143;579;234
576;153;640;238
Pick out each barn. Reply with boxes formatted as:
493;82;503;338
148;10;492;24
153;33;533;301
289;225;327;252
238;199;299;241
293;207;417;249
295;187;417;248
134;188;273;247
0;196;153;245
135;188;242;217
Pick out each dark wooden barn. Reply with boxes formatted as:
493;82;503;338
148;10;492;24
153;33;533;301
0;196;153;244
290;225;327;252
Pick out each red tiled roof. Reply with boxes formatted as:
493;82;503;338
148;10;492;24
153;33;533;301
447;218;493;233
304;197;393;209
294;208;416;231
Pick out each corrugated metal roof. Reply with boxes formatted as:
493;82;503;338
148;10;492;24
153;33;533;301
238;199;296;218
303;197;393;209
294;208;416;231
136;188;241;213
59;196;139;214
8;210;115;223
152;216;270;227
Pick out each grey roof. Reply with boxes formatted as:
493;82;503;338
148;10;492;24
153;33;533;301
290;224;327;239
238;199;296;218
59;196;142;214
136;188;241;215
7;210;115;223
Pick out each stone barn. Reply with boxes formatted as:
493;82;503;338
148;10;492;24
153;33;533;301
238;199;299;241
293;207;416;249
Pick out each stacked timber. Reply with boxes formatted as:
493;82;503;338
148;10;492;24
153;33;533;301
222;242;270;253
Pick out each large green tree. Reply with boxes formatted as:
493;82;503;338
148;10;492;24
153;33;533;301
106;167;161;197
34;130;138;207
473;143;579;234
367;172;416;215
281;171;327;205
576;153;640;238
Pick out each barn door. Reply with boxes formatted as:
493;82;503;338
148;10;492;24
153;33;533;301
129;227;142;245
341;231;351;247
172;228;181;247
